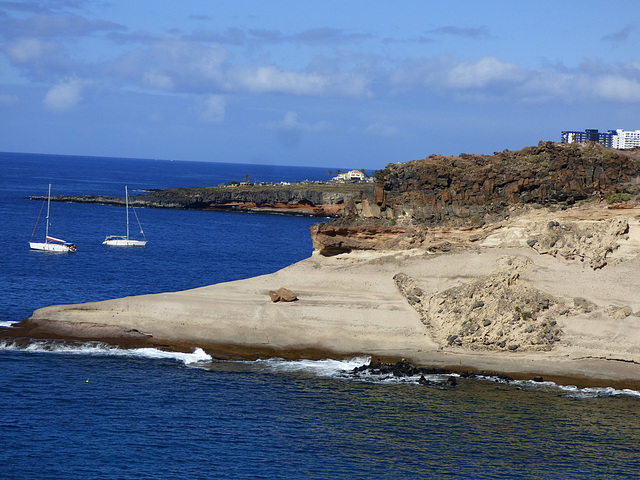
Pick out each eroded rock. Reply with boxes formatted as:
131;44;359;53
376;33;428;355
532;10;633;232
309;224;427;256
526;218;629;269
269;287;298;302
393;255;601;352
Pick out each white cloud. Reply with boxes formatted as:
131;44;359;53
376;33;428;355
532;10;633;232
43;78;87;112
364;121;398;137
447;57;524;89
142;71;174;90
593;75;640;102
260;111;331;148
517;70;640;104
111;39;228;92
278;111;300;129
199;95;225;123
232;66;326;95
4;37;59;64
268;111;330;133
229;65;371;98
390;55;640;104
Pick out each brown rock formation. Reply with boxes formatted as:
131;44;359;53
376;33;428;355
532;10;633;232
269;287;298;302
372;142;640;223
393;255;598;352
526;217;629;269
309;224;427;256
311;142;640;255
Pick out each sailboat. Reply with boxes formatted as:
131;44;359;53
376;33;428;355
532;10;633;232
29;184;77;253
103;186;147;247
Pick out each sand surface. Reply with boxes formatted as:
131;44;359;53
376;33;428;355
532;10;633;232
18;203;640;387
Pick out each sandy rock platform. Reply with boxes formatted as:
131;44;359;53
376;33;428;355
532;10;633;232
11;203;640;387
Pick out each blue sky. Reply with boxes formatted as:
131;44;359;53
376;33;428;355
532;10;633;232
1;0;639;169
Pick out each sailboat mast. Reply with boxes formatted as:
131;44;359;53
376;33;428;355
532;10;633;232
125;185;130;240
45;183;51;242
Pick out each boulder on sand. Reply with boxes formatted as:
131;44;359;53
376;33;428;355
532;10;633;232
269;287;298;302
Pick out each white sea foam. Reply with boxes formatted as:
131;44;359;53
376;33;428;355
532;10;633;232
243;356;640;395
250;356;372;378
243;356;454;385
0;340;212;365
0;321;18;328
509;378;640;399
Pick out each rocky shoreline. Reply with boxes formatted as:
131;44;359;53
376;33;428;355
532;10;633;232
8;200;640;387
31;183;372;218
13;141;640;387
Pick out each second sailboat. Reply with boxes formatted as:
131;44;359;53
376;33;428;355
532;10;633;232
103;186;147;247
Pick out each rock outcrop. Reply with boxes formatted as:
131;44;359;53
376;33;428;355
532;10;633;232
369;142;640;224
394;255;597;352
526;217;629;269
311;142;640;255
309;224;427;256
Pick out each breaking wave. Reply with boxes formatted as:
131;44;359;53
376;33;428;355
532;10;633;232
0;340;211;365
223;356;640;399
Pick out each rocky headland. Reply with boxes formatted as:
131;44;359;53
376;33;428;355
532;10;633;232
311;141;640;254
35;183;371;218
11;141;640;387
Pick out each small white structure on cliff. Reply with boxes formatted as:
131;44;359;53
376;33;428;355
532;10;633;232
333;170;365;182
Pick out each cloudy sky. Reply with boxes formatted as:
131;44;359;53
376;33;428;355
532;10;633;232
1;0;639;169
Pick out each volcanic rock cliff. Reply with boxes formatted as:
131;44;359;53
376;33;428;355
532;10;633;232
310;142;640;255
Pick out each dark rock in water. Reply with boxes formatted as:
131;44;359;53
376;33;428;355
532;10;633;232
460;370;514;383
418;374;458;389
392;358;419;377
533;376;544;382
352;358;456;388
369;357;382;368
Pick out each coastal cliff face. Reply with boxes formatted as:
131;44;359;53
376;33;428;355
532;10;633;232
368;141;640;223
310;142;640;254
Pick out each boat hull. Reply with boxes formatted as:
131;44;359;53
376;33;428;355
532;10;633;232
29;242;76;253
103;238;147;247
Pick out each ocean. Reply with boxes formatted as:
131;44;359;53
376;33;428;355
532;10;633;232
1;152;639;479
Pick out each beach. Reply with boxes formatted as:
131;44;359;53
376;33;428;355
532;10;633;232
17;202;640;387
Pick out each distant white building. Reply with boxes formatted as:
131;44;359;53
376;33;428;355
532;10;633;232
561;128;640;149
612;129;640;149
334;170;365;182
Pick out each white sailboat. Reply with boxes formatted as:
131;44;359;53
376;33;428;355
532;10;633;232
103;186;147;247
29;184;77;253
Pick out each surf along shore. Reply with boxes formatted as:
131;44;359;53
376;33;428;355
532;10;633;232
9;142;640;388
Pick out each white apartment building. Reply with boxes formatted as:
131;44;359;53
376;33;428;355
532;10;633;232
612;129;640;149
562;128;640;149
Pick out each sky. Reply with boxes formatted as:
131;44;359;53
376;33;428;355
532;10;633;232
1;0;639;170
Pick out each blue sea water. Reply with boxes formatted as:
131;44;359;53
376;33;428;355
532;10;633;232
1;152;640;479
